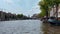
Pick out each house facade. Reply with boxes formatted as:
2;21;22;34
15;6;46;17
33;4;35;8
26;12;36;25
50;5;60;17
0;11;17;21
0;11;6;20
50;4;60;20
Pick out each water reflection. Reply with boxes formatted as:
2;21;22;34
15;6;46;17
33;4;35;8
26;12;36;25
42;23;60;34
0;20;42;34
0;20;60;34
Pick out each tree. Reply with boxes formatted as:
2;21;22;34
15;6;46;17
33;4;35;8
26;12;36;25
17;14;23;19
54;0;60;20
39;0;51;21
39;0;60;20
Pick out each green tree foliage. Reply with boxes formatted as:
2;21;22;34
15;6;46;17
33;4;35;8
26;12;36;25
39;0;49;18
39;0;60;18
17;14;23;18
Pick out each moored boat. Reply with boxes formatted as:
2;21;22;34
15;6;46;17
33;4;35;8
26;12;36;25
48;17;60;25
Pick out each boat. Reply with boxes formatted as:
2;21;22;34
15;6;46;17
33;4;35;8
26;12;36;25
48;17;60;25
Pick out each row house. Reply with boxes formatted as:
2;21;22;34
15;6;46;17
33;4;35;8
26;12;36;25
0;11;17;21
0;11;6;21
50;4;60;20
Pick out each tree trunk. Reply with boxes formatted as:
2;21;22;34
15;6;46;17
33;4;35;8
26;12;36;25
53;6;55;17
56;4;59;20
46;7;48;22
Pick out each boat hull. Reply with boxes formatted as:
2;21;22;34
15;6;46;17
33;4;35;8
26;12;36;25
48;19;60;26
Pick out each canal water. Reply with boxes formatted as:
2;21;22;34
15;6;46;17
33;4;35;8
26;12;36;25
0;20;60;34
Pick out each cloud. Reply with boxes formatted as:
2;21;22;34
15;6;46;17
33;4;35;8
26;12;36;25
0;0;40;16
3;0;14;4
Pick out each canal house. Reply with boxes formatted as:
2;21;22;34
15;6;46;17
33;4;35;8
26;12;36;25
0;11;17;21
0;11;6;21
48;4;60;25
50;5;60;20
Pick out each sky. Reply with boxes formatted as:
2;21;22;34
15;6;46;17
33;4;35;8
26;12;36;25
0;0;41;16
